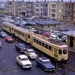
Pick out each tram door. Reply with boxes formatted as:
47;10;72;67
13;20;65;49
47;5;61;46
70;37;74;47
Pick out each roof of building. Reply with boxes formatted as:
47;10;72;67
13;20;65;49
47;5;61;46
62;31;75;37
35;19;60;25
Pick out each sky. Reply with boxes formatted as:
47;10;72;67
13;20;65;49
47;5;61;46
0;0;74;2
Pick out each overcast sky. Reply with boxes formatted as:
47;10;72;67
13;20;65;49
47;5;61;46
0;0;74;2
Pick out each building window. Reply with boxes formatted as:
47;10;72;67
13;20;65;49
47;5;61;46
36;4;39;7
52;4;56;8
43;13;47;16
51;14;55;17
43;4;48;7
52;9;56;12
36;9;39;12
68;12;70;15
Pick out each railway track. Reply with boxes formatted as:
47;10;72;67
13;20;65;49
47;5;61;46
62;62;75;72
54;71;62;75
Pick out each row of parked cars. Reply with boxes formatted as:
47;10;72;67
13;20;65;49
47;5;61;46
0;30;55;72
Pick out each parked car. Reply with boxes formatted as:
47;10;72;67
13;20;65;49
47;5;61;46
24;49;38;59
5;36;13;42
35;57;55;71
50;34;61;41
61;35;67;42
16;55;32;68
0;31;7;38
42;32;50;37
15;43;27;52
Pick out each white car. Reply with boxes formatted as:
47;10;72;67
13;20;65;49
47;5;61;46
24;49;38;59
50;34;61;41
16;55;32;68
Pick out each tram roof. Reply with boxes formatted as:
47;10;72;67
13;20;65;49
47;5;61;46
2;22;16;27
32;33;67;47
62;31;75;37
14;26;34;34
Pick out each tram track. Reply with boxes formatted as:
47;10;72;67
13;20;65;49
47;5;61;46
61;51;75;72
62;62;75;72
54;70;62;75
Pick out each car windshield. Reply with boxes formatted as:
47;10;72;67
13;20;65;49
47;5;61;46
21;58;28;61
43;60;50;63
63;50;67;54
29;50;35;53
19;44;25;48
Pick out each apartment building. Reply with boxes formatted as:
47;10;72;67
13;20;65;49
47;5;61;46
4;0;34;17
56;1;65;21
48;1;57;20
65;2;73;22
4;0;74;22
34;1;65;21
34;1;49;19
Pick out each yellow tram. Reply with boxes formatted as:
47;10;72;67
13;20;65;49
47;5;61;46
2;22;68;61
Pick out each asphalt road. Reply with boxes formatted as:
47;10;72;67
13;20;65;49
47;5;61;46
0;37;56;75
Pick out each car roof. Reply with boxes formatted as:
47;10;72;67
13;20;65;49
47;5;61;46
51;35;57;37
18;43;24;45
39;57;50;62
18;55;27;59
27;49;34;51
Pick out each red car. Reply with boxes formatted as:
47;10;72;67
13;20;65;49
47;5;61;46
5;36;13;42
42;32;50;37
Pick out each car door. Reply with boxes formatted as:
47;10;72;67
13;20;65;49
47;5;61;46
18;45;21;51
39;60;44;69
17;57;21;65
25;51;29;57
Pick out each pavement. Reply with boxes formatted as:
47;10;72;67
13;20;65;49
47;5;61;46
0;59;16;75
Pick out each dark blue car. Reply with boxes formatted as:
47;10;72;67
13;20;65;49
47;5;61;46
35;57;55;71
15;43;27;52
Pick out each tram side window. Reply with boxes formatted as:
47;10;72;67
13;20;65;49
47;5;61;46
45;44;48;49
34;38;35;42
39;41;41;45
28;35;30;38
42;42;44;47
49;46;52;51
36;40;38;44
59;49;62;54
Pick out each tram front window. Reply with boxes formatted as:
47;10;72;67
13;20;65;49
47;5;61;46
63;50;67;54
59;50;62;54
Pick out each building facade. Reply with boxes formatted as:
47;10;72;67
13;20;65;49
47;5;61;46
73;2;75;21
35;20;60;32
65;2;73;22
4;1;34;17
34;1;49;19
4;0;74;22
